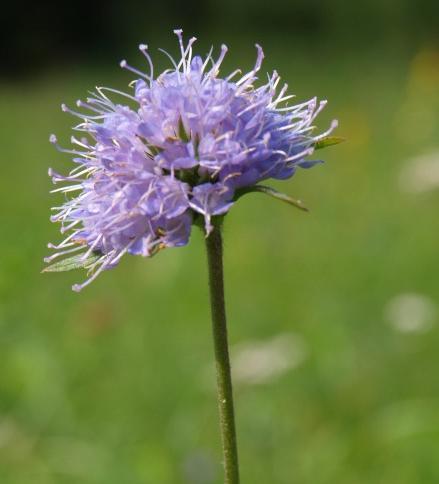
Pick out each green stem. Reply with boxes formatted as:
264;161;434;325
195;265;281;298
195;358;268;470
205;223;240;484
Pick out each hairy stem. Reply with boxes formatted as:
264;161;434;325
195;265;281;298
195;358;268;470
205;224;240;484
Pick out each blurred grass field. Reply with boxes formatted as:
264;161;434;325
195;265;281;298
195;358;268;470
1;40;439;483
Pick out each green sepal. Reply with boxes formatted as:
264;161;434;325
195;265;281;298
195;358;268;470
42;252;101;273
147;144;163;157
235;185;309;212
314;136;345;150
177;117;190;142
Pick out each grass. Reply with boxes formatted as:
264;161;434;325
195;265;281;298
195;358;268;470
0;41;439;483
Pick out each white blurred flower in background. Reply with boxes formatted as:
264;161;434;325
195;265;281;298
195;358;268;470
231;332;308;386
385;292;436;333
399;150;439;193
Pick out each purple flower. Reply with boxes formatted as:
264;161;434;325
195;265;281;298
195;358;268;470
46;29;337;290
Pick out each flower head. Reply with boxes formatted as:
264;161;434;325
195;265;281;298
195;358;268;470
46;29;338;291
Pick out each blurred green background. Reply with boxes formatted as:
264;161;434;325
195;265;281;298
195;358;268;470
1;1;439;483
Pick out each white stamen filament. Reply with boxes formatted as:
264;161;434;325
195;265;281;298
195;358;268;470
120;60;149;81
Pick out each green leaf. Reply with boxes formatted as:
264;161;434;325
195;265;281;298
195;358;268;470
235;185;309;212
42;252;101;273
314;136;345;150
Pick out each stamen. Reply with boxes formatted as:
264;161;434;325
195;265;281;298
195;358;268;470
120;60;149;80
139;44;154;84
50;184;83;194
225;69;242;82
177;36;197;74
49;168;86;184
80;234;103;261
237;98;268;117
61;219;81;233
235;44;264;89
61;103;106;121
272;93;297;108
91;88;115;106
284;147;314;163
207;44;228;78
44;244;84;263
72;252;115;292
312;119;338;141
201;46;214;72
47;229;81;249
158;49;179;71
99;86;138;102
76;99;110;114
308;100;328;124
70;135;93;150
186;37;197;70
173;29;187;71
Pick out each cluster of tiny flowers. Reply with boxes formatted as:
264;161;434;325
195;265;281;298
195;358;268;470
47;30;337;291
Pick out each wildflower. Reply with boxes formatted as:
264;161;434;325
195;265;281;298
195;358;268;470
46;29;338;291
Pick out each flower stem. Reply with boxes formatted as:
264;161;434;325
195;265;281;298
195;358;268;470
205;223;240;484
